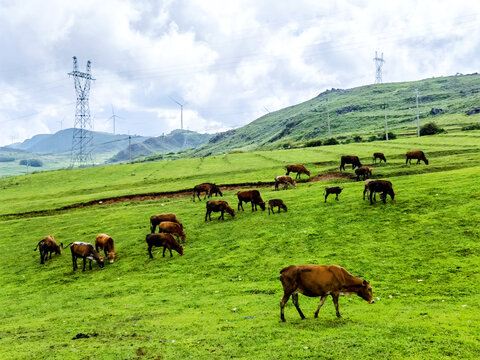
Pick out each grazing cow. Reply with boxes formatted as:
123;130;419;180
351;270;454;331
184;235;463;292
324;186;343;203
150;213;182;233
158;221;187;243
355;166;372;181
34;235;62;264
373;152;387;163
279;264;374;322
205;200;235;221
145;233;183;259
367;180;395;204
64;242;104;272
192;183;223;202
340;155;362;171
268;199;287;214
406;151;429;165
95;234;115;263
274;175;296;191
237;190;266;211
285;164;311;179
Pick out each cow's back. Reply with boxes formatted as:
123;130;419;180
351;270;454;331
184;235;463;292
283;265;350;296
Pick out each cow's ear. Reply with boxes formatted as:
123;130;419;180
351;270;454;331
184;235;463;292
362;280;368;287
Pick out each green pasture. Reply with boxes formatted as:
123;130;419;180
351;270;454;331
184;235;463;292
0;133;479;359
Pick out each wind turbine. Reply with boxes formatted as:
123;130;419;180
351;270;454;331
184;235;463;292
170;96;187;130
109;105;124;135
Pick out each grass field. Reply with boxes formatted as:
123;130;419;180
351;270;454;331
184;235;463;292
0;132;479;359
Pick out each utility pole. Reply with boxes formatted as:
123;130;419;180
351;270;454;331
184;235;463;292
383;103;389;141
373;51;385;84
326;97;331;137
415;89;420;137
128;135;132;163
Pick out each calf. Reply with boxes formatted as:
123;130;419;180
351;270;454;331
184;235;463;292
158;221;187;243
340;155;362;171
192;183;223;201
324;186;343;202
146;233;183;259
150;213;182;233
95;234;116;263
367;180;395;204
285;164;311;179
373;152;386;163
279;264;374;322
274;175;296;190
406;150;429;165
363;179;376;201
355;166;372;181
268;199;287;214
237;190;266;211
65;242;104;272
205;200;235;221
34;235;62;264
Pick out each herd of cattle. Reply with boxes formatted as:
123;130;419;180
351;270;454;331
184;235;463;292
34;149;429;321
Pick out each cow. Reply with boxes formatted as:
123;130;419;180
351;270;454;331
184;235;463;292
34;235;62;264
406;151;429;165
192;183;223;202
150;213;182;233
274;175;296;191
355;166;372;181
373;152;387;163
324;186;343;202
64;242;104;272
95;234;115;263
340;155;362;171
268;199;287;214
367;180;395;204
145;233;183;259
205;200;235;221
279;264;374;322
158;221;187;243
237;190;266;211
285;164;311;179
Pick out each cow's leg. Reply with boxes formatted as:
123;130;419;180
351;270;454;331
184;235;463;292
148;245;154;259
169;248;173;257
40;249;45;264
332;294;341;318
324;193;329;203
82;257;87;272
277;206;281;213
280;292;292;322
335;193;339;200
314;295;328;318
292;293;306;320
163;246;166;257
89;259;93;270
72;254;76;270
370;191;374;205
205;210;209;222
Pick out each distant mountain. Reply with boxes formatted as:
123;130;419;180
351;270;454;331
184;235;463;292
108;129;213;162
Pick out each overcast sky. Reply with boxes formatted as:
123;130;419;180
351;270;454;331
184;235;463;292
1;0;480;146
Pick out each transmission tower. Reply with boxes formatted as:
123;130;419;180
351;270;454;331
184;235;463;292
373;51;385;84
68;56;95;167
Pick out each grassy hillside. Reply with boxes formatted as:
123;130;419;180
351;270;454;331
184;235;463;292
194;73;480;156
0;132;479;359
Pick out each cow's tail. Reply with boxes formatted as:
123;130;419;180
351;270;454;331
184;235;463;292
62;242;74;249
33;241;42;251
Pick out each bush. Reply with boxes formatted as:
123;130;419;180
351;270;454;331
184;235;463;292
282;143;291;149
0;157;15;162
368;135;379;142
19;159;43;167
305;139;323;147
353;135;362;143
420;122;445;136
323;138;339;146
381;132;397;140
461;123;480;131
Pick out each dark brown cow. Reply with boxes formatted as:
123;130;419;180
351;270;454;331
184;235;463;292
279;264;374;322
274;175;296;190
158;221;186;243
340;155;362;171
95;234;116;263
150;213;182;233
367;180;395;204
64;242;104;272
324;186;343;202
285;164;311;179
34;235;62;264
237;190;266;211
355;166;372;181
268;199;287;214
406;151;429;165
373;152;387;163
205;200;235;221
146;233;183;259
192;183;223;201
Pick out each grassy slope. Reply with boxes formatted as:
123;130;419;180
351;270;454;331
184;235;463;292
0;133;479;359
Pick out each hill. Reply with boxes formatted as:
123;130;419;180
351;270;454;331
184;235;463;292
194;73;480;156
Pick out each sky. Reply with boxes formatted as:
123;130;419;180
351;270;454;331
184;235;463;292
1;0;480;146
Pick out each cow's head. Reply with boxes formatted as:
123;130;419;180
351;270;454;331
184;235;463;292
56;243;62;255
305;170;311;177
227;207;235;218
358;280;374;304
293;181;297;189
109;252;116;263
97;255;105;269
281;204;288;212
424;158;429;165
176;244;184;256
259;202;266;211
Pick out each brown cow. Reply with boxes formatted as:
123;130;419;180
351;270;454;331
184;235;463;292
373;152;386;163
192;183;223;201
146;233;183;259
324;186;343;202
340;155;362;171
285;164;311;179
205;200;235;221
406;151;429;165
367;180;395;204
274;175;296;190
64;242;104;272
34;235;62;264
279;264;374;322
355;166;372;181
237;190;266;211
268;199;287;214
95;234;115;263
150;213;182;233
158;221;186;243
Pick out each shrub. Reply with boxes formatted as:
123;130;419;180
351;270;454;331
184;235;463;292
0;157;15;162
381;132;397;140
19;159;43;167
305;139;323;147
461;123;480;131
420;122;445;136
323;138;339;146
353;135;362;142
282;143;291;149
